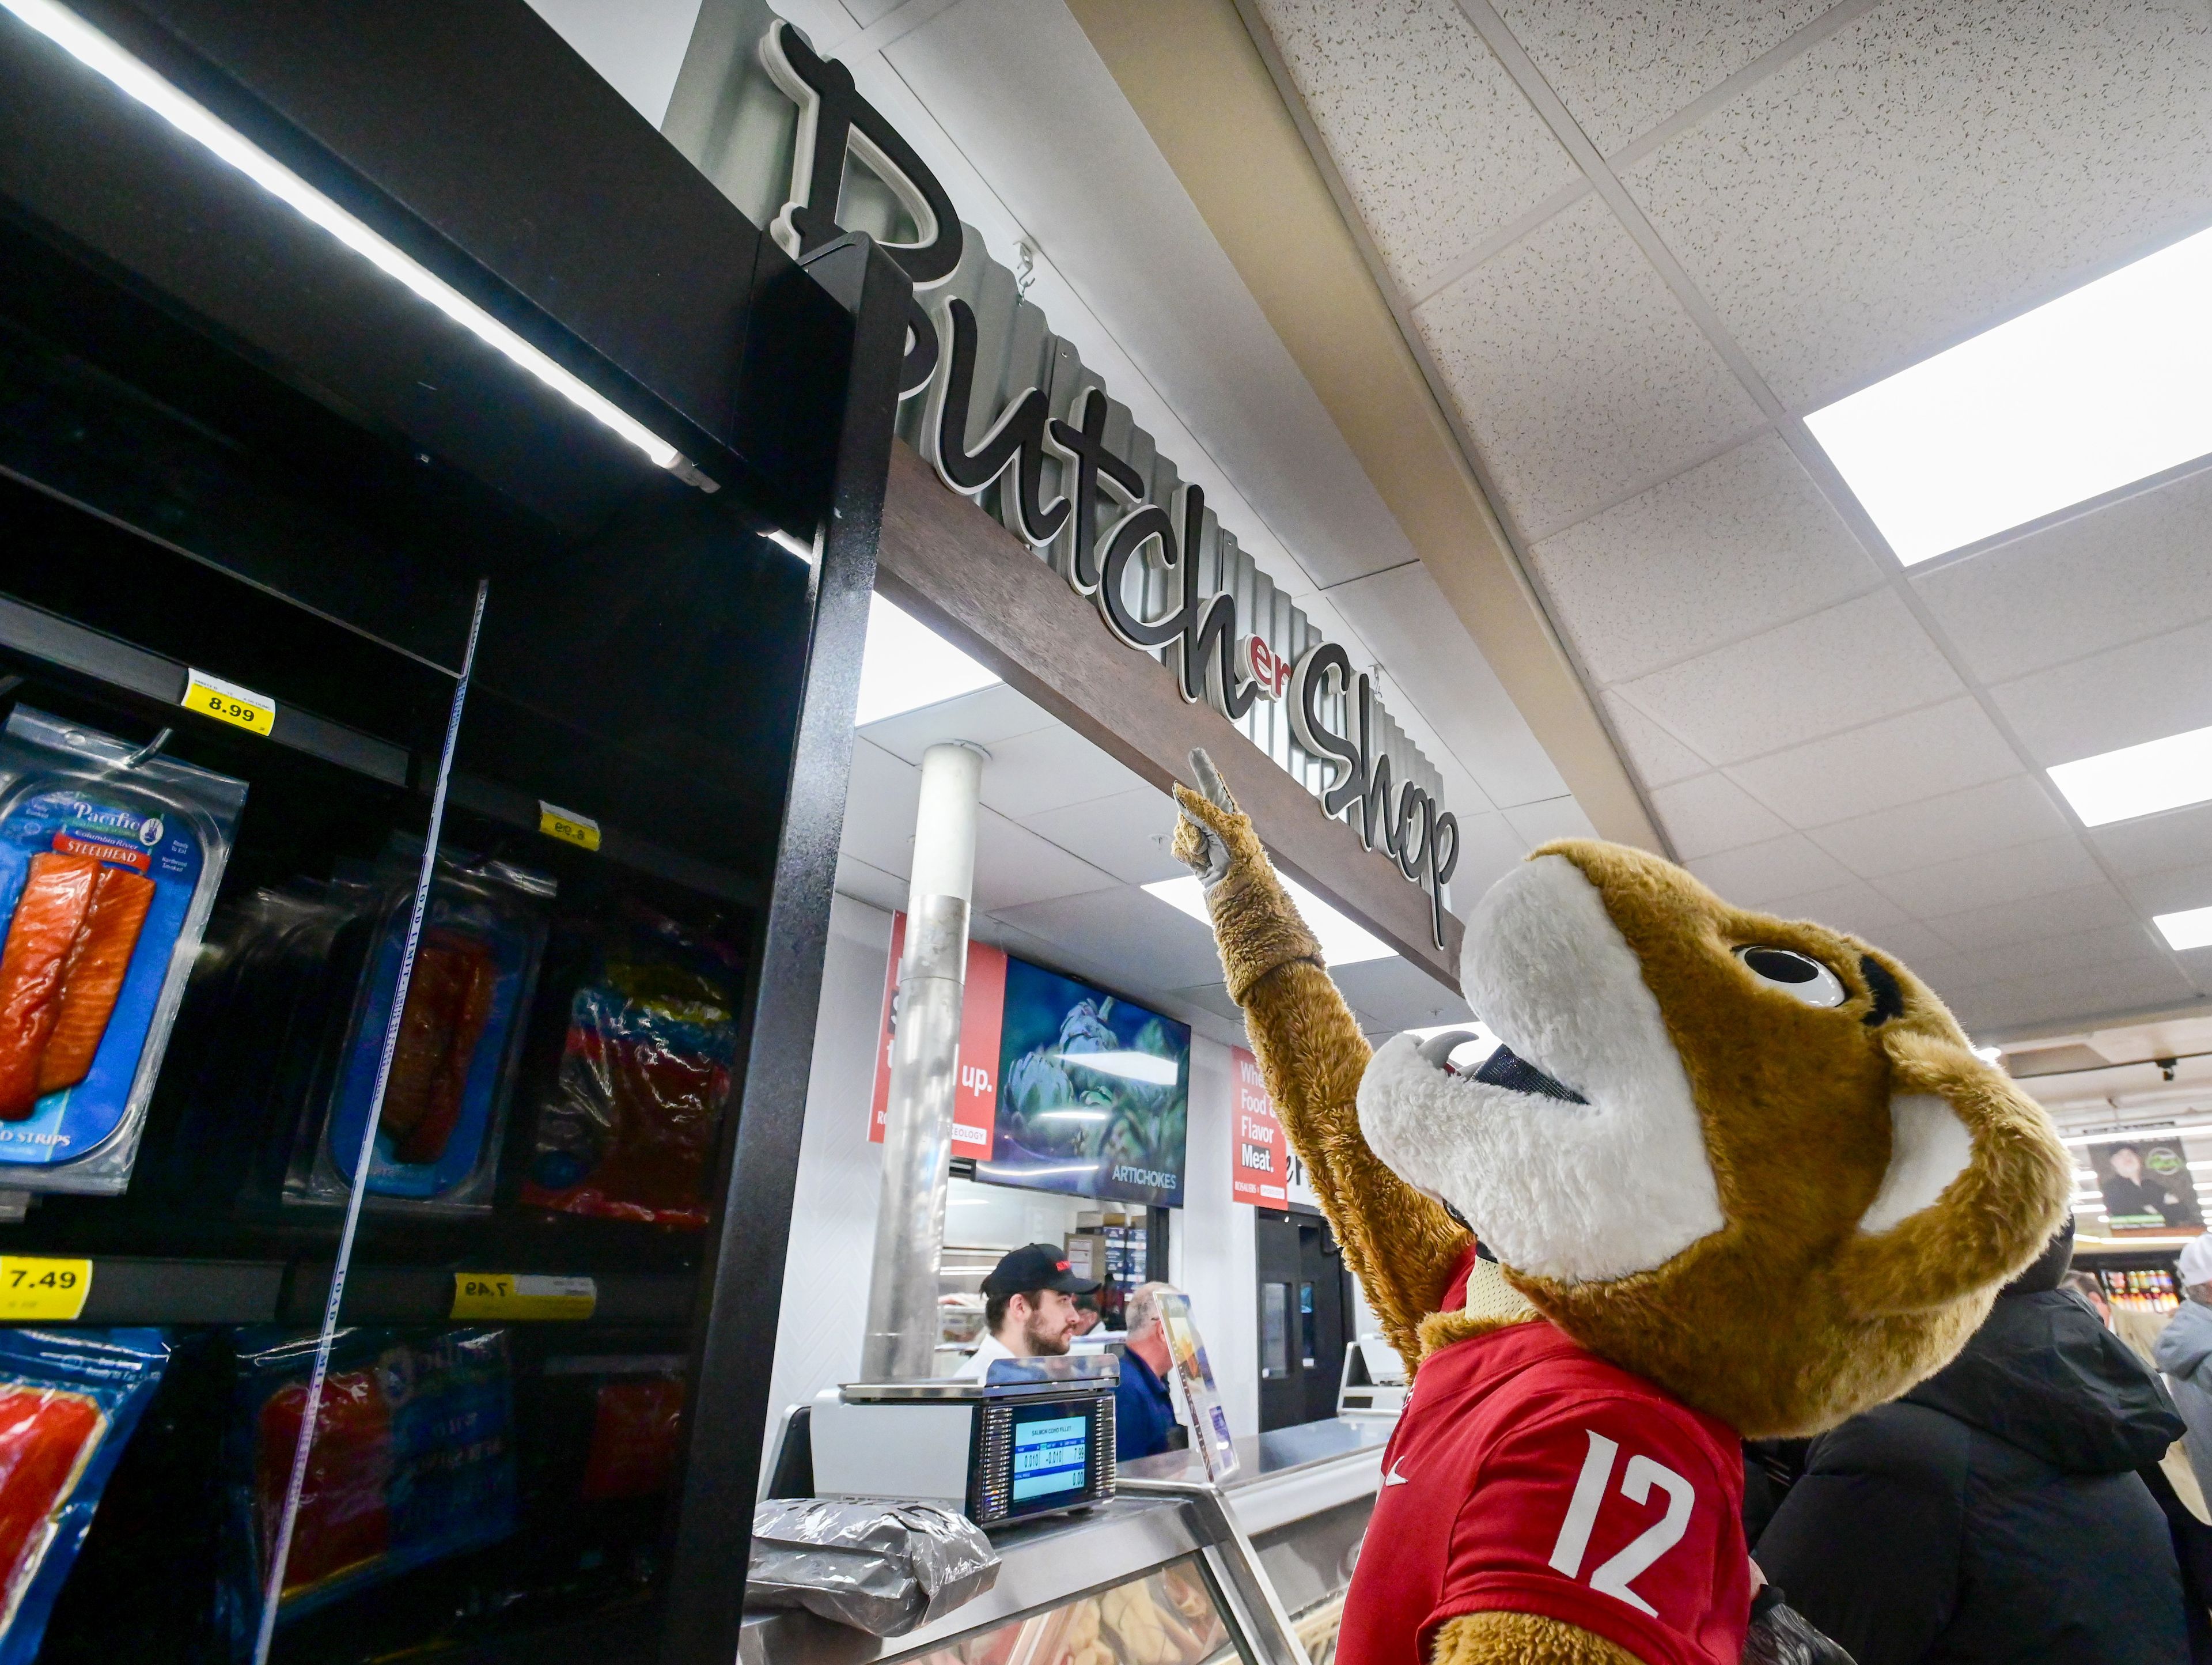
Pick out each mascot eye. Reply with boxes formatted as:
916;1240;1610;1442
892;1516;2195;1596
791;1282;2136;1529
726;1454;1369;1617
1733;945;1847;1008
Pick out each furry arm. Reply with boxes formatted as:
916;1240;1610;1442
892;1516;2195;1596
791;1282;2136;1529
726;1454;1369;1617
1431;1613;1645;1665
1172;776;1468;1365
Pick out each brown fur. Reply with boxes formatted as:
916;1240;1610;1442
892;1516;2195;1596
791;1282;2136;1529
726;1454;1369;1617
1431;1613;1642;1665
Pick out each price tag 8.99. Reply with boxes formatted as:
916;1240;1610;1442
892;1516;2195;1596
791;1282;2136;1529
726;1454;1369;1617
0;1257;92;1321
181;668;276;736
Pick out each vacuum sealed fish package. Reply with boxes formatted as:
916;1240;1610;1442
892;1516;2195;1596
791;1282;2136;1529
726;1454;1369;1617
0;707;245;1194
290;846;551;1214
519;902;743;1231
0;1327;171;1665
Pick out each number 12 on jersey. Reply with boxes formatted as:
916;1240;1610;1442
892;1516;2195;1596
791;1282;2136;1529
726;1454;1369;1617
1547;1430;1694;1618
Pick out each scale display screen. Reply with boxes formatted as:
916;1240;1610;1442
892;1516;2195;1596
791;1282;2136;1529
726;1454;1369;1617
1008;1402;1092;1512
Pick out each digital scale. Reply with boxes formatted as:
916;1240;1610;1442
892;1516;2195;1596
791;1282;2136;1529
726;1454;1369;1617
807;1355;1119;1526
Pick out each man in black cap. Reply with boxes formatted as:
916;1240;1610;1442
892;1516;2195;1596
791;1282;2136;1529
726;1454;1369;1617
956;1242;1099;1380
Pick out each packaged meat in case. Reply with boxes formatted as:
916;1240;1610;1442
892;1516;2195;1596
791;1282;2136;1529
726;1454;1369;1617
287;844;552;1214
0;1327;170;1665
0;707;245;1194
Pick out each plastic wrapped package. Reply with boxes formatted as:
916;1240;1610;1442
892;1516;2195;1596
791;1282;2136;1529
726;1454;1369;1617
520;903;741;1230
0;1328;169;1665
289;847;551;1213
0;707;245;1194
747;1498;998;1636
221;1326;516;1650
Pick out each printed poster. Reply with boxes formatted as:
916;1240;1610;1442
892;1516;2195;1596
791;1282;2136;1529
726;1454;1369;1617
869;912;1006;1153
2090;1138;2204;1235
1229;1047;1315;1209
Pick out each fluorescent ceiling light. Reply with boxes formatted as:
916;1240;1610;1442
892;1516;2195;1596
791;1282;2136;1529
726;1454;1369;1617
1054;1050;1179;1087
1805;223;2212;565
856;593;1001;725
2048;723;2212;827
0;0;714;491
1142;873;1394;967
1032;1107;1111;1122
2060;1118;2212;1147
2156;905;2212;952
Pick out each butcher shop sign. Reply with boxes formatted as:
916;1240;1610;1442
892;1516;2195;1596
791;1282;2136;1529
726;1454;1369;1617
760;21;1461;948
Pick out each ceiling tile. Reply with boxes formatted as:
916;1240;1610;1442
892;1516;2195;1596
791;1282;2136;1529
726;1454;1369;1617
1725;697;2023;827
1530;434;1881;684
1495;0;1833;156
1623;0;2212;409
1989;616;2212;765
1921;881;2138;953
970;809;1123;912
1807;774;2070;880
1020;784;1183;886
1851;920;1954;968
838;736;921;880
1601;693;1710;789
1754;880;1908;937
1450;811;1535;914
1687;832;1855;908
974;724;1148;819
1615;590;1963;765
1172;981;1249;1028
1946;958;2197;1036
1250;0;1580;298
1870;835;2102;919
1912;464;2212;686
2125;860;2212;918
1918;924;2170;997
1331;955;1467;1030
2092;801;2212;880
1650;771;1789;860
1415;193;1765;538
834;852;909;917
859;682;1054;764
1502;794;1600;848
1327;562;1562;810
993;887;1238;992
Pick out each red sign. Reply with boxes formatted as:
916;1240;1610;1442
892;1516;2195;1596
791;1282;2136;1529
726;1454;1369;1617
1230;1047;1288;1205
869;912;1006;1153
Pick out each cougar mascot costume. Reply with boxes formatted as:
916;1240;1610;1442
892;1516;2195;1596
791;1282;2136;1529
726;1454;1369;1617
1171;752;2068;1665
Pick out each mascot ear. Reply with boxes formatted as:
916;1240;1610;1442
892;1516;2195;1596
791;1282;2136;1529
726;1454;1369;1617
1832;1031;2070;1318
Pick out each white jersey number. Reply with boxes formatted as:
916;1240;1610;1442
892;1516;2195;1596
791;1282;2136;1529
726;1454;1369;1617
1545;1431;1695;1617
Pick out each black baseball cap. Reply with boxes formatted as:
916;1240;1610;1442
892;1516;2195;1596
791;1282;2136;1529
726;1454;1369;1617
982;1242;1099;1297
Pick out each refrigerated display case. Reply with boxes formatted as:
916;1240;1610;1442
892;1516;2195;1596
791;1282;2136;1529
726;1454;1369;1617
0;2;907;1660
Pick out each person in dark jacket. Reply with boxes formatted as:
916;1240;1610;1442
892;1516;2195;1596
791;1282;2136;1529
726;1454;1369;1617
1755;1219;2190;1664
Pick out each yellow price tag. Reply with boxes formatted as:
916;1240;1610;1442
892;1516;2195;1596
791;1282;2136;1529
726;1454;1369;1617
537;801;601;852
181;668;276;736
450;1273;596;1321
0;1257;92;1321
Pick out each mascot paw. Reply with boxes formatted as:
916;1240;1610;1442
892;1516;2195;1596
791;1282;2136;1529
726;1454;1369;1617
1172;749;1322;1003
1431;1610;1645;1665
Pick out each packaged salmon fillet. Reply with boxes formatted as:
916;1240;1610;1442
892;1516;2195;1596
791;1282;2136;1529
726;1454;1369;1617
0;1327;169;1665
0;709;245;1194
287;844;550;1214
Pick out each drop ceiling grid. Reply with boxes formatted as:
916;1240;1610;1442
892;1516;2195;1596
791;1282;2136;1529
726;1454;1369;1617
1237;0;2212;1032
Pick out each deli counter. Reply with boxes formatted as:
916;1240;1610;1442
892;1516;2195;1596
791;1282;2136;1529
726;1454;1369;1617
743;1418;1392;1665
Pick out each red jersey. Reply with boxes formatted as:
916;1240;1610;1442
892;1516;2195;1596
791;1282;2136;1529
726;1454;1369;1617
1340;1271;1748;1665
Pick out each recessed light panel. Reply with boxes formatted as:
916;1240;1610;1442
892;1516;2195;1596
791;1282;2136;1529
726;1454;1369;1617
2048;722;2212;826
1142;875;1394;967
2155;905;2212;953
1805;224;2212;565
855;593;1001;725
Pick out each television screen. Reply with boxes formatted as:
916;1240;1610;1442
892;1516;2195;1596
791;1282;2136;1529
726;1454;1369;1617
988;956;1189;1206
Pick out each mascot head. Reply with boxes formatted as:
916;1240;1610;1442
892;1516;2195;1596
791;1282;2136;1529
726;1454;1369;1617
1358;839;2071;1437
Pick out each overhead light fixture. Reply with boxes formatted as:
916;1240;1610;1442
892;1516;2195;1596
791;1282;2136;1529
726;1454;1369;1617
2059;1117;2212;1147
1805;223;2212;565
1143;873;1394;966
1052;1050;1180;1087
1970;1044;2003;1065
0;0;717;492
2048;722;2212;827
2155;904;2212;952
856;593;1002;725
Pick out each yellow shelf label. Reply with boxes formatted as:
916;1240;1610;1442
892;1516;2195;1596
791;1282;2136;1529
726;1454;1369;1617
181;668;276;736
0;1257;92;1321
450;1272;596;1322
537;801;601;852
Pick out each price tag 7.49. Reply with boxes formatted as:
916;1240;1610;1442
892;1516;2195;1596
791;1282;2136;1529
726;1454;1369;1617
451;1272;595;1321
181;668;276;736
537;801;601;852
0;1257;92;1320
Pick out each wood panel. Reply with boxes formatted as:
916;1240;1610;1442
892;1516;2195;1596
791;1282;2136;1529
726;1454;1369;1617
876;440;1463;990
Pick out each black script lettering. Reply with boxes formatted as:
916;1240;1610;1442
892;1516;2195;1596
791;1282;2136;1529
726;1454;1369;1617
932;299;1070;545
1092;485;1257;721
1289;643;1361;801
1048;388;1146;593
1426;811;1460;949
1094;504;1183;648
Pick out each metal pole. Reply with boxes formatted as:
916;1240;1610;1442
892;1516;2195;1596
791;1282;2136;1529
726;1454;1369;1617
861;740;984;1380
